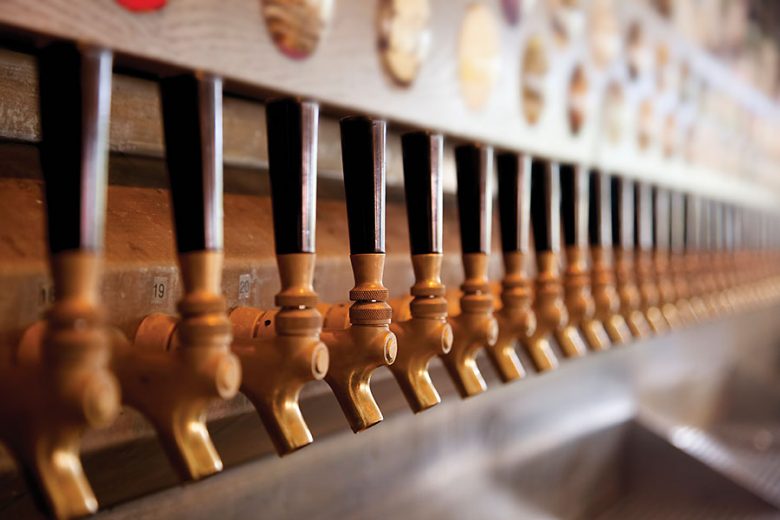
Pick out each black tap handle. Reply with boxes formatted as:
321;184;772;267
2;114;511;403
652;187;670;250
340;117;386;255
37;43;113;254
559;163;587;248
160;74;223;253
530;159;560;253
455;144;493;254
633;182;652;251
496;153;531;253
401;132;443;254
670;191;685;253
265;98;319;255
588;170;611;248
700;199;711;252
610;176;633;249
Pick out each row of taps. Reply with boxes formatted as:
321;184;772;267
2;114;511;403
1;44;779;519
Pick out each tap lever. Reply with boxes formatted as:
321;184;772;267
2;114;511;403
455;144;493;257
559;164;587;248
401;131;444;255
588;170;610;249
634;182;652;251
160;74;223;255
265;98;318;256
611;176;633;250
340;116;387;255
497;153;531;254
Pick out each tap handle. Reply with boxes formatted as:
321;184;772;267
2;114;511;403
685;194;700;251
633;182;652;251
455;144;493;254
588;170;611;248
160;74;223;254
531;159;560;253
652;187;670;251
496;153;531;253
559;163;587;248
726;205;737;252
340;117;387;254
400;132;443;254
712;201;723;252
610;176;633;249
37;43;113;255
265;98;319;254
670;191;685;253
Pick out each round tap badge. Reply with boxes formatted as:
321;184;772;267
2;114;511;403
378;0;432;86
458;3;501;111
116;0;166;11
261;0;334;59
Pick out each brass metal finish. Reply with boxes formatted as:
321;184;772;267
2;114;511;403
489;251;535;381
531;251;584;368
635;250;670;333
321;253;397;432
443;252;498;396
389;253;452;412
590;246;632;344
0;251;121;519
230;253;328;455
563;246;611;351
114;250;241;480
654;248;683;329
614;247;651;338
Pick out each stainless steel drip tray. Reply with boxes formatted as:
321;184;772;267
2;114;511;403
87;305;780;520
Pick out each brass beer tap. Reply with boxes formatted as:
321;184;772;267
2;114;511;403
387;132;453;412
634;182;670;333
229;99;329;454
651;187;682;328
559;164;611;351
587;171;632;344
113;74;241;480
0;43;121;519
610;176;652;338
530;160;587;360
491;152;540;375
319;117;397;432
668;191;696;324
440;144;499;397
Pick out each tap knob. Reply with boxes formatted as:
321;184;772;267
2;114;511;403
440;143;498;398
320;116;396;432
490;152;538;377
588;171;631;344
229;98;327;455
2;43;121;519
559;164;611;352
634;182;668;332
668;190;695;323
531;160;586;359
652;187;682;328
387;131;452;412
611;176;651;338
120;74;241;480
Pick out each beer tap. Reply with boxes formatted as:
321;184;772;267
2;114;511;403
668;191;696;324
709;201;732;314
114;74;241;479
697;199;721;317
491;152;541;375
559;164;611;351
0;43;121;519
634;182;669;333
530;160;587;359
611;176;652;338
387;132;453;413
651;187;682;328
319;117;397;432
587;171;631;344
229;99;329;454
441;144;499;397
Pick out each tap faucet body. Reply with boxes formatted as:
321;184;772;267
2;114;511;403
634;183;669;333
